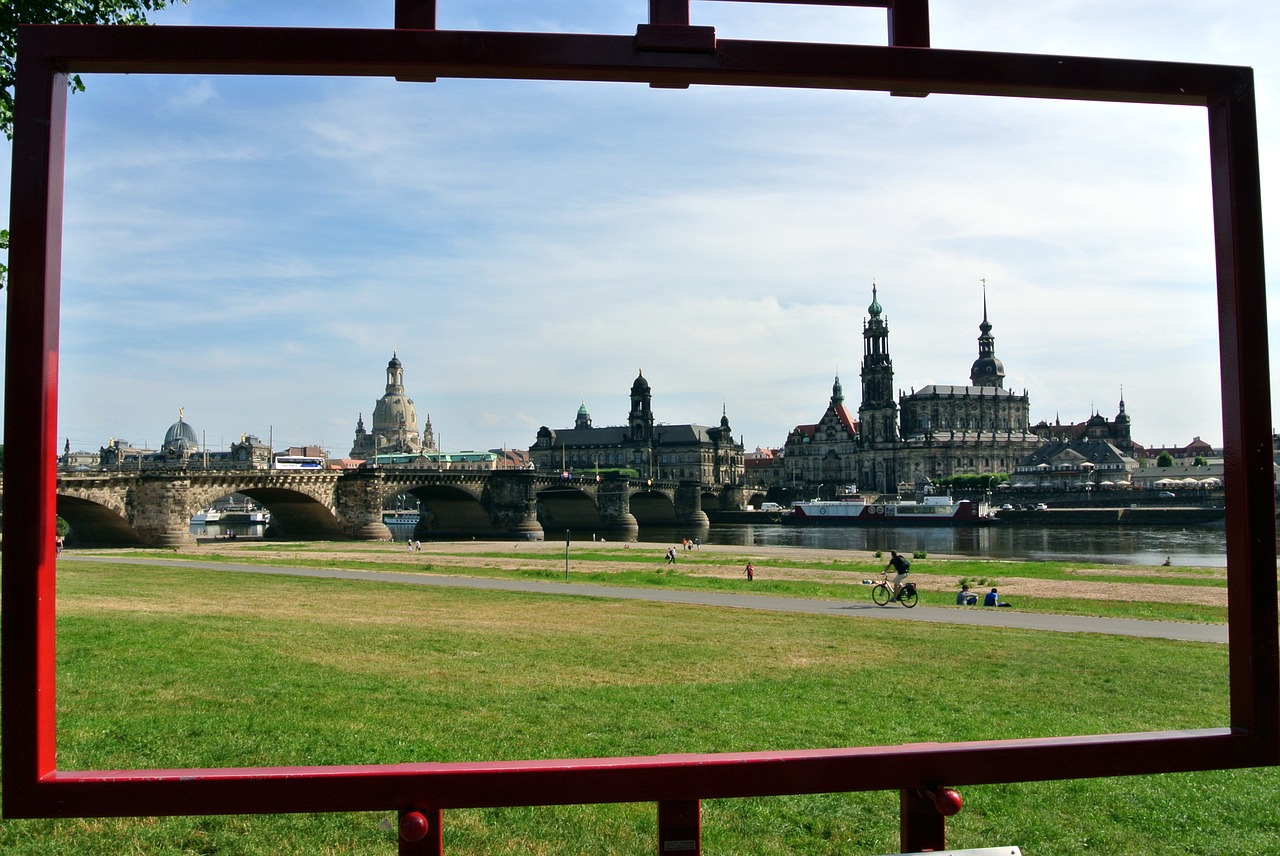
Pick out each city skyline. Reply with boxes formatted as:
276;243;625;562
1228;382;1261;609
3;2;1275;455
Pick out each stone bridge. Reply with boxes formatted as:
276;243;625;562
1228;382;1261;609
38;470;751;547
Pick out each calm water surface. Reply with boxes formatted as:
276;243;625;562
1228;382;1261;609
258;520;1232;568
634;523;1230;567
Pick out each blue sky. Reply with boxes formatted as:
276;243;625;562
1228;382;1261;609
6;1;1278;456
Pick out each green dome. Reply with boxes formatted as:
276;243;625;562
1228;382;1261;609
867;284;882;318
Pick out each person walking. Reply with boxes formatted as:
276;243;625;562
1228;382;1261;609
745;562;755;581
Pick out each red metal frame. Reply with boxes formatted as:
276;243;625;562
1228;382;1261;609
3;3;1275;852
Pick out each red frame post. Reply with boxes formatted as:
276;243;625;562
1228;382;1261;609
657;799;701;854
398;808;443;855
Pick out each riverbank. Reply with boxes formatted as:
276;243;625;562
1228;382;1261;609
143;537;1230;609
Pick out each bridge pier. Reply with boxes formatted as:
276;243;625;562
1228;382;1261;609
335;470;393;541
131;477;197;548
675;483;710;529
597;480;640;536
484;473;544;540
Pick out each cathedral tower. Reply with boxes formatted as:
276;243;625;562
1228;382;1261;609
969;285;1006;389
628;370;654;442
859;285;897;444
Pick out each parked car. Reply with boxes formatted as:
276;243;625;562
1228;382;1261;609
1034;503;1049;511
1158;491;1176;498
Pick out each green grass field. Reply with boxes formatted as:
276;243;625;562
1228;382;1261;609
1;557;1275;854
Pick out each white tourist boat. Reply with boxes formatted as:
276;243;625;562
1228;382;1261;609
786;491;996;526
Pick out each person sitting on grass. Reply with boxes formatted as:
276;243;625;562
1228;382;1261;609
956;584;977;606
984;587;1011;607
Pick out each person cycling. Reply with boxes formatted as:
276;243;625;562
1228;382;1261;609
885;550;911;601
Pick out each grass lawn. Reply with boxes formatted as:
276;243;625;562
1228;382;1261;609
0;558;1274;854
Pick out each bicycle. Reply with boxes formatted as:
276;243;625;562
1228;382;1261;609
871;570;918;608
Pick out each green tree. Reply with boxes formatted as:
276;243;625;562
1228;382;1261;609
1193;454;1208;467
1;1;187;284
1157;451;1175;468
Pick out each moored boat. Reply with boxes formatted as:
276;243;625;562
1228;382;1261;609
785;493;996;526
191;507;221;524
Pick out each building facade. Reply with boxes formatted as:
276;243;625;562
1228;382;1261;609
97;411;272;470
783;286;1050;495
530;371;745;484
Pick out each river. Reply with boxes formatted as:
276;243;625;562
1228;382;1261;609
615;523;1230;567
376;520;1231;567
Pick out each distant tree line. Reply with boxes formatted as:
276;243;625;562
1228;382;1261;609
933;473;1009;491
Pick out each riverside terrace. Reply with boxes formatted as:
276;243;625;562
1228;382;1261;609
32;470;752;547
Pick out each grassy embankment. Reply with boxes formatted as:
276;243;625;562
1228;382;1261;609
0;555;1272;854
127;540;1231;624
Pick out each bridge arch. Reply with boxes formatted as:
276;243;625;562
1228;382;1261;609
391;483;495;540
535;484;608;533
55;494;143;546
228;487;345;540
629;488;678;527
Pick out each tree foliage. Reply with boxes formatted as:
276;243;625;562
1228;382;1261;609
934;473;1009;491
2;1;186;139
1157;451;1175;468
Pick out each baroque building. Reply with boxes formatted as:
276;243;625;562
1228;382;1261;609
783;286;1046;495
530;371;745;484
98;410;271;470
350;352;436;460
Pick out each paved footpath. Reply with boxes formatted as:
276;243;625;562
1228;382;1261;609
65;555;1228;645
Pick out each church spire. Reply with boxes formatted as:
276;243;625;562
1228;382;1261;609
969;279;1006;389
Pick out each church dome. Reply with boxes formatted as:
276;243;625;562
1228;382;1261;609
868;284;883;318
388;353;402;371
631;370;649;392
164;416;198;447
163;413;198;455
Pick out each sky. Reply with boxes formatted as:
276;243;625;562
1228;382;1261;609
5;1;1278;458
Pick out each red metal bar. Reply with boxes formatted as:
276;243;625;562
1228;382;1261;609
8;729;1260;818
899;788;944;852
14;25;1238;105
1207;73;1280;748
1;32;67;816
657;799;701;854
650;0;690;27
394;0;436;31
